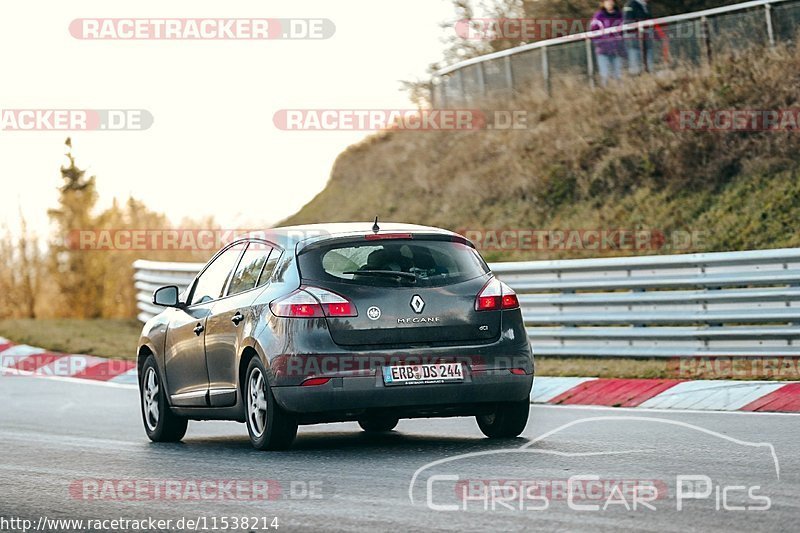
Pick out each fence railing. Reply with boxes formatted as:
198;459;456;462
431;0;800;107
132;259;204;322
134;247;800;358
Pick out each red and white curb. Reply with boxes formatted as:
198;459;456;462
0;337;136;386
532;376;800;413
2;337;799;412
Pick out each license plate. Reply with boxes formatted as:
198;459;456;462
382;362;464;386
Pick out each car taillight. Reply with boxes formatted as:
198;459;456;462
502;293;519;309
475;277;519;311
270;289;324;317
303;286;357;317
270;286;357;318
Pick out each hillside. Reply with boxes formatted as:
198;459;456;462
283;44;800;261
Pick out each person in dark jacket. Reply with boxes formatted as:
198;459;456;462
623;0;655;74
590;0;625;86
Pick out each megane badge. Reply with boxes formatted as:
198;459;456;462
410;294;425;314
367;306;382;320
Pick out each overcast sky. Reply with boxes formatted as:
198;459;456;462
0;0;457;236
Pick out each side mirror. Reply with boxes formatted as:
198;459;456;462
153;285;182;308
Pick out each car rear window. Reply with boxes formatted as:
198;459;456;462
298;238;489;287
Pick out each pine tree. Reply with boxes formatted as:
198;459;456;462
47;138;103;318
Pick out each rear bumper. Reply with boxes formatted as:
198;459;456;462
272;369;533;422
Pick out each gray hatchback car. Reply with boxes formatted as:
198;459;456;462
138;222;534;450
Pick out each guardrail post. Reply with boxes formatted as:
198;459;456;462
765;3;775;47
503;55;514;96
477;62;487;98
638;23;651;74
701;15;712;65
637;24;643;73
435;78;447;109
585;37;595;89
541;46;551;96
456;69;466;107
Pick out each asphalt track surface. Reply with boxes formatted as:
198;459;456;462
1;376;798;532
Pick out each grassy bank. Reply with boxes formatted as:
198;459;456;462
0;319;141;360
283;44;800;262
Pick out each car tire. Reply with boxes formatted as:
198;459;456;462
140;355;188;442
244;357;298;451
476;399;529;438
358;417;399;433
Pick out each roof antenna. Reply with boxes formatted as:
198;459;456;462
372;216;380;233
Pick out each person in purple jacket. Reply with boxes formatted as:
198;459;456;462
590;0;625;86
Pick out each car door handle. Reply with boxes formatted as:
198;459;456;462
193;323;204;336
231;311;244;326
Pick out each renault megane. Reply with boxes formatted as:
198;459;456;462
137;222;534;450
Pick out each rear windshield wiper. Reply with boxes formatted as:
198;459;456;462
343;270;418;281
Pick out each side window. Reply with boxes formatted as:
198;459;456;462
190;243;245;305
256;248;281;287
227;243;272;296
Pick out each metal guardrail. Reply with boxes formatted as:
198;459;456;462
132;259;203;323
431;0;800;107
134;247;800;358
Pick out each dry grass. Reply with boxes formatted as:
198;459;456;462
0;319;141;360
537;357;671;379
284;44;800;262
